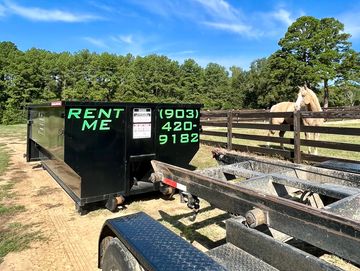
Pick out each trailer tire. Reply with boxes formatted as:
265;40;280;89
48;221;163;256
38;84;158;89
102;237;143;271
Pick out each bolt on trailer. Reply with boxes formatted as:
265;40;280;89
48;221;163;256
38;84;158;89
98;149;360;270
26;101;201;213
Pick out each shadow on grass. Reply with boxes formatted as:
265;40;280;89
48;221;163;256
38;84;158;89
157;207;229;250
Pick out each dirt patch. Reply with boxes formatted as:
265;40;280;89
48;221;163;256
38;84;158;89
0;138;226;270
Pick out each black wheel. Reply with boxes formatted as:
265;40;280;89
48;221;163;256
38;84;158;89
75;203;88;215
105;197;118;212
101;237;143;271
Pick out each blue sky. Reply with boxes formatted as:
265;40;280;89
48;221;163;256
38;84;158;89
0;0;359;69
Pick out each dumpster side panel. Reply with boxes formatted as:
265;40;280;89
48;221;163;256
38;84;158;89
64;105;127;199
29;106;65;160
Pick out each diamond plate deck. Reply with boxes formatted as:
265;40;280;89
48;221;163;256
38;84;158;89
106;212;227;271
207;243;278;271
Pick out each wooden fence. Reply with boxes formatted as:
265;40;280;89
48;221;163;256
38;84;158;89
200;109;360;164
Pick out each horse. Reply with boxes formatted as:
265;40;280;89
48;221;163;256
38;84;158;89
267;101;296;149
267;86;324;155
294;85;324;155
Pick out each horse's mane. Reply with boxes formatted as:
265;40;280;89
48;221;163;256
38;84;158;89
305;87;322;112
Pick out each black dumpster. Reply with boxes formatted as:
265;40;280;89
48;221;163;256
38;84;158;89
26;101;201;213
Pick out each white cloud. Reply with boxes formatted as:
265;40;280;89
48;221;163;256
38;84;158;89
127;0;295;39
128;0;178;18
3;1;100;22
270;8;294;26
341;11;360;39
194;0;239;21
192;0;259;38
110;34;149;55
203;22;253;36
84;37;109;48
88;1;114;13
118;35;134;44
0;4;6;16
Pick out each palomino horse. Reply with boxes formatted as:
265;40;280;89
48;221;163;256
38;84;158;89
267;86;324;154
295;85;324;155
267;101;296;149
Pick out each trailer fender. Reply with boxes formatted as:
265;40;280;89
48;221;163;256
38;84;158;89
98;212;226;271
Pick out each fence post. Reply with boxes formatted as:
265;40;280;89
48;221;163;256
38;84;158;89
293;110;301;163
227;110;233;150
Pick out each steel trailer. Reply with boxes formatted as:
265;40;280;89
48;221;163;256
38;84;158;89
26;101;201;213
98;149;360;270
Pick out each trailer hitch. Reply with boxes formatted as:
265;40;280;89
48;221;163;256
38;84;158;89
180;192;200;222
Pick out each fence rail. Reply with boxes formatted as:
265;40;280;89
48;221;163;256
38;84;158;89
200;109;360;164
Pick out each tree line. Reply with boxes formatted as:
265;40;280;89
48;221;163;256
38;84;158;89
0;16;359;124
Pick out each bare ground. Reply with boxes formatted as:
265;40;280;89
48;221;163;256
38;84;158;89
0;137;226;271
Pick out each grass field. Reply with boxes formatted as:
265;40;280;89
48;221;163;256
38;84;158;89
0;130;42;263
0;124;27;140
0;144;9;177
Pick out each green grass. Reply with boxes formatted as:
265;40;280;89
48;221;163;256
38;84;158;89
190;145;219;169
0;124;27;140
0;144;10;176
202;120;360;162
0;183;14;201
0;223;43;263
0;204;25;215
0;137;42;263
0;183;30;263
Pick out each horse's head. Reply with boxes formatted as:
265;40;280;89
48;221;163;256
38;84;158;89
295;86;311;110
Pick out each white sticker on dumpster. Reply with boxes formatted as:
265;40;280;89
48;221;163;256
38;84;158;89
133;123;151;139
133;108;151;123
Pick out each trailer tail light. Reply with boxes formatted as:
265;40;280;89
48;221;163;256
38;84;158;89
162;178;187;192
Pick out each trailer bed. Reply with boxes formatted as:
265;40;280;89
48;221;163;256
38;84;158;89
151;150;360;266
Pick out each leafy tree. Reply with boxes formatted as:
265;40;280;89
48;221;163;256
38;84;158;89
0;42;21;122
270;16;353;108
90;52;120;101
201;63;230;109
242;58;294;109
62;49;95;100
229;66;246;109
0;35;358;124
179;59;204;104
113;53;136;102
